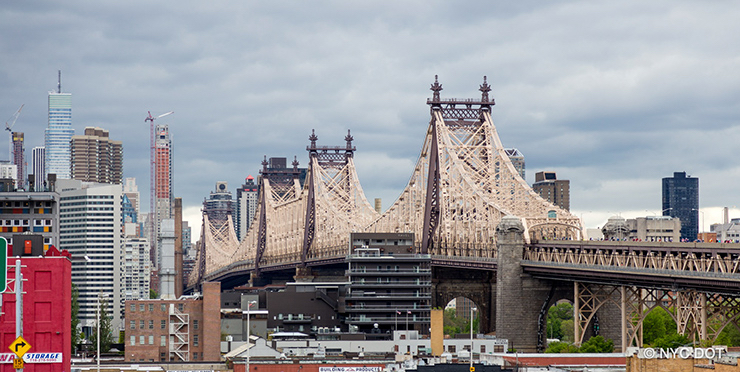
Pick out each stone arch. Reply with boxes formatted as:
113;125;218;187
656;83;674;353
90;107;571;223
432;267;495;333
527;222;582;242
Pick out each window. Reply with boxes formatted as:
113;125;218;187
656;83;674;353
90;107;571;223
139;320;144;329
130;303;136;312
149;304;154;312
139;335;145;345
148;320;153;329
161;335;166;347
161;304;167;312
149;335;154;345
193;320;198;330
130;336;135;345
193;334;199;346
178;304;184;312
481;345;486;353
192;352;198;360
161;320;166;329
130;320;135;330
448;345;456;353
140;304;145;311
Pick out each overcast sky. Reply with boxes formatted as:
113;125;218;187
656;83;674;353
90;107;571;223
2;1;740;239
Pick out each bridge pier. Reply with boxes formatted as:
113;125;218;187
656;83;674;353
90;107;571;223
432;267;496;334
495;216;573;352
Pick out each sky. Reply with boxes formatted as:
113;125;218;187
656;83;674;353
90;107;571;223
2;1;740;240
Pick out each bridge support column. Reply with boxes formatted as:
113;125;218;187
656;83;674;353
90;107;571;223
496;216;556;352
294;266;314;282
573;282;622;349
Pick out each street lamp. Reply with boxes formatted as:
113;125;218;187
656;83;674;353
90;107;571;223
96;293;109;372
470;306;477;370
245;300;257;372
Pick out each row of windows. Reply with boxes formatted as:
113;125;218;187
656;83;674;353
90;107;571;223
130;303;187;313
130;319;199;330
61;195;114;201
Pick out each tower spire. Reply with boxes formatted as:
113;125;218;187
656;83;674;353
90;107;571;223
57;70;61;93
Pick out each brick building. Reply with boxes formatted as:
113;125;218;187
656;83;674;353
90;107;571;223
0;248;72;372
125;282;221;362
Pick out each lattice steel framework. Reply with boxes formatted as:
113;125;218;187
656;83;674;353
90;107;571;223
568;282;740;352
367;76;582;256
188;130;379;284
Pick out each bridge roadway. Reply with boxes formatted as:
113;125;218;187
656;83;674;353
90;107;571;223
200;239;740;294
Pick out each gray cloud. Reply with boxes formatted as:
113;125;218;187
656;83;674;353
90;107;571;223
2;0;739;237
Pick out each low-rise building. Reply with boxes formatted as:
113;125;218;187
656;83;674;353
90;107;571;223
125;282;221;362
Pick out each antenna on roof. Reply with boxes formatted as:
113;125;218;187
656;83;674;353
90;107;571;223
57;70;61;93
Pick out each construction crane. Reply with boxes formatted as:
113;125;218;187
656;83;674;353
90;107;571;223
4;104;24;161
145;110;173;268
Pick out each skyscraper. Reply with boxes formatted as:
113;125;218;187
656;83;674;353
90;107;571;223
236;175;258;240
58;179;123;334
532;171;570;211
31;146;44;191
203;181;234;225
504;148;525;180
153;124;173;270
70;127;123;184
11;132;24;188
45;72;73;180
662;171;699;240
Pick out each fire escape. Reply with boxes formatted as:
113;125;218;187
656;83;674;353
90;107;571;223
169;303;190;361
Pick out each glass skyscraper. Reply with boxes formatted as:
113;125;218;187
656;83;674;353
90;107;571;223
662;171;699;240
45;91;73;180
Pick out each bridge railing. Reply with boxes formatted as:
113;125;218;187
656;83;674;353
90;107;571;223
524;242;740;276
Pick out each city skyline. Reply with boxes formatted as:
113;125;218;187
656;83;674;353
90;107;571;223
2;2;740;237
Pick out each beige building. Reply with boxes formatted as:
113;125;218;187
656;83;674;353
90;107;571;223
70;127;123;184
533;171;570;211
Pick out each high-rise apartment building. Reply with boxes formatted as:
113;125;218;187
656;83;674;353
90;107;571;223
532;171;570;211
123;237;151;302
45;74;73;180
153;124;173;270
31;146;45;191
71;127;123;184
662;171;699;240
58;179;123;334
236;175;258;241
203;181;233;226
504;148;525;180
11;132;24;188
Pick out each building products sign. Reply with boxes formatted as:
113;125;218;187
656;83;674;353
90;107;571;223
0;353;63;363
319;368;381;372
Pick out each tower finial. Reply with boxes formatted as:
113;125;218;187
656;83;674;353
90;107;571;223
292;156;299;170
261;155;268;171
309;129;318;148
345;129;353;149
479;76;491;102
430;75;443;102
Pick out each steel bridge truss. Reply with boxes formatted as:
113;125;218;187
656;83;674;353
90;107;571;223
367;76;582;256
189;130;379;285
571;282;740;351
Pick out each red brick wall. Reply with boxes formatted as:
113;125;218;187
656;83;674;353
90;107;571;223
202;282;221;361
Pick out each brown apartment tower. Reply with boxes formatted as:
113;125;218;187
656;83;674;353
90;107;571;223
71;127;123;184
532;171;570;211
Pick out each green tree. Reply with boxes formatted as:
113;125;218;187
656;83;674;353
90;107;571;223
89;298;114;353
716;326;740;347
71;283;80;354
561;319;575;343
642;307;675;345
149;288;158;299
579;335;614;353
546;302;573;341
652;333;690;350
545;341;580;353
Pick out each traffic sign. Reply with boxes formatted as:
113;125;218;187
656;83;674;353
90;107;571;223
9;336;30;358
12;358;23;369
0;237;6;293
469;367;475;372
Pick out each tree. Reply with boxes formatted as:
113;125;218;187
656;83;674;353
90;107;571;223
149;288;158;299
579;335;614;353
546;302;573;341
643;307;674;345
545;341;579;353
71;283;80;354
89;298;114;353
